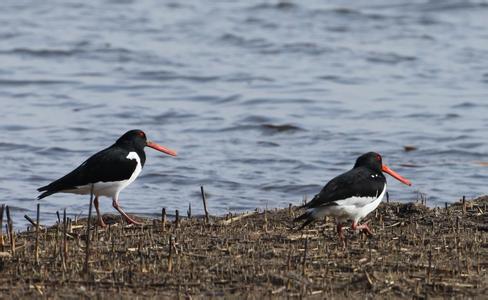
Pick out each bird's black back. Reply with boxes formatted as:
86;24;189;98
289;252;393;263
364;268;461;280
37;143;146;199
304;166;386;209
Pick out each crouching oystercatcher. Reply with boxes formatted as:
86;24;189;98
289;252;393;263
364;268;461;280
294;152;411;241
37;129;177;226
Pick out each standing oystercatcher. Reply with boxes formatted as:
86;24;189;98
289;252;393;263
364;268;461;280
294;152;411;241
37;129;177;226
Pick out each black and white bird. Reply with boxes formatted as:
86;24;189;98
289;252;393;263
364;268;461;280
37;129;177;226
295;152;411;240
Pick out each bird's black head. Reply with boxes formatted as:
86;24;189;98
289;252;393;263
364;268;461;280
353;152;412;186
116;129;148;149
353;152;382;172
115;129;177;156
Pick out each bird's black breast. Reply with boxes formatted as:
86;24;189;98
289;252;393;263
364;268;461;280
306;167;386;209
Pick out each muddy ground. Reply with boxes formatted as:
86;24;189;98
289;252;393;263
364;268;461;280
0;196;487;299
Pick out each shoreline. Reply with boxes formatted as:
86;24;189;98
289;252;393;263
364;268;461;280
0;196;486;298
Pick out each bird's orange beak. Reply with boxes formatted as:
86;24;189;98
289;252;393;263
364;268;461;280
381;164;412;186
146;141;177;156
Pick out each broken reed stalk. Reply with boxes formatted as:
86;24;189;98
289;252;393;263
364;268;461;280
175;209;179;229
462;196;466;214
0;204;4;251
35;203;40;264
187;203;192;219
200;186;209;224
4;224;8;245
53;219;59;259
302;237;308;276
161;207;167;231
219;212;256;225
167;235;173;272
24;214;37;228
6;206;14;256
63;208;67;269
84;184;94;273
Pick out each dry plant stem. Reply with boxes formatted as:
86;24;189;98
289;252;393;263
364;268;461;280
175;210;179;229
201;186;209;224
161;207;167;231
302;237;308;276
63;208;67;269
264;209;268;232
220;212;256;225
167;234;173;272
35;203;40;264
85;184;94;273
24;214;38;228
6;205;14;256
0;204;4;251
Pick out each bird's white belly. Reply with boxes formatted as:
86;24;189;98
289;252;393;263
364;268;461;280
310;184;386;223
64;152;142;199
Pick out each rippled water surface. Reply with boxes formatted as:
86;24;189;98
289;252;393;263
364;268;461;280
1;0;487;225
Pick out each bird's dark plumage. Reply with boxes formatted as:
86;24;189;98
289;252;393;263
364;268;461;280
37;129;148;199
294;151;412;237
302;165;386;210
37;129;177;226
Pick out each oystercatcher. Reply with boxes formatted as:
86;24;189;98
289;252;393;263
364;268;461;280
294;152;411;241
37;129;177;226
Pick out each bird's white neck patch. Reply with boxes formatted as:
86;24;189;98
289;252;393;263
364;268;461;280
125;151;143;185
120;151;143;195
126;152;141;163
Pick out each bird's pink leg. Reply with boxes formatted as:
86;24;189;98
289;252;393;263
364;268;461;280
93;196;107;228
112;197;142;225
351;221;373;236
337;223;345;240
337;223;346;248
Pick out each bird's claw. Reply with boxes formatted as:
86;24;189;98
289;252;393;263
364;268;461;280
124;216;143;226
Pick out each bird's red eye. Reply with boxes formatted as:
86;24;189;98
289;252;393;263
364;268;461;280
376;154;381;161
138;132;145;137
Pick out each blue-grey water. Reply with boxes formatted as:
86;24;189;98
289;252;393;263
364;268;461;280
0;0;487;226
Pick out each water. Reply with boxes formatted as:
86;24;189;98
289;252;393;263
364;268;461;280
0;0;487;226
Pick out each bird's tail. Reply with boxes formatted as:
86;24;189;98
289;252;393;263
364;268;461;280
37;190;57;200
37;184;61;200
293;209;315;230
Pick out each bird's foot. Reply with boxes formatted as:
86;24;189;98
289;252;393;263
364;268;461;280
97;217;107;228
361;227;373;236
351;222;373;237
124;215;143;226
112;200;143;225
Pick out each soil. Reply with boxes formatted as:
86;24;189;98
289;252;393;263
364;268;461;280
0;196;487;299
